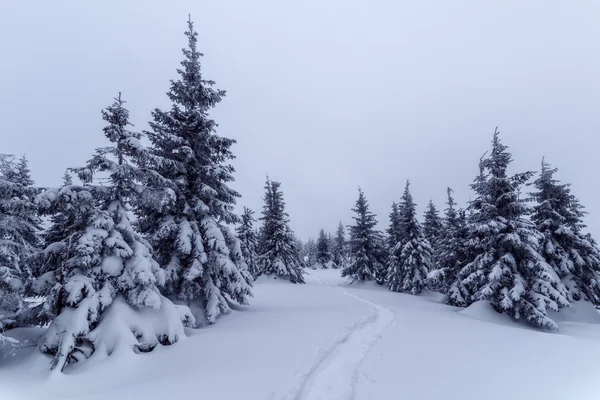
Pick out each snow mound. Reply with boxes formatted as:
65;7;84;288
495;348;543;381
253;275;295;284
457;300;522;328
549;301;600;324
86;295;194;362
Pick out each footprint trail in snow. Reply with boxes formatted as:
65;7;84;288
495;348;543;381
293;284;395;400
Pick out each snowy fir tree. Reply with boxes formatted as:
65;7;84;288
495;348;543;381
29;172;94;328
315;229;333;268
427;188;469;293
137;18;252;324
422;200;443;257
448;130;570;330
32;94;195;372
0;154;42;331
387;181;432;295
530;159;600;304
258;178;304;283
342;188;385;282
386;202;402;250
237;207;260;279
304;238;317;269
332;221;347;269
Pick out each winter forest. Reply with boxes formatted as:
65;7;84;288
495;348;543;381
3;14;600;400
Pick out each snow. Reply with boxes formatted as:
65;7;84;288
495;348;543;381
3;269;600;399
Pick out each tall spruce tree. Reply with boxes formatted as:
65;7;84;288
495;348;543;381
315;229;332;268
530;159;600;304
423;200;443;258
237;207;260;279
137;18;252;324
342;188;385;282
448;130;570;330
35;94;194;372
427;188;469;293
258;179;304;283
387;181;432;294
332;221;347;269
0;154;42;331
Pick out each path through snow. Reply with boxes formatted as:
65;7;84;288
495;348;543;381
290;277;396;400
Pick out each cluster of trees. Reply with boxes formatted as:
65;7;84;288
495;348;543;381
2;18;599;379
0;18;254;371
342;129;600;331
301;223;348;270
236;178;305;284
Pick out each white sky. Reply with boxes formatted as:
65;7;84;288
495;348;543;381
1;0;599;241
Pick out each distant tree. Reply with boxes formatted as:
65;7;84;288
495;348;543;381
237;207;260;279
315;229;333;268
427;188;469;294
386;202;402;251
137;18;252;324
332;221;348;269
0;154;42;331
258;178;304;283
423;200;443;258
387;181;432;295
342;188;385;282
530;159;600;304
448;130;570;330
304;238;317;269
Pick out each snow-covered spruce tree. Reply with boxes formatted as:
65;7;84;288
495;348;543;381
448;130;570;330
342;188;385;282
423;200;443;259
34;94;194;372
530;158;600;304
28;171;94;327
386;202;402;251
446;159;489;306
258;179;304;283
304;238;317;269
387;181;433;295
137;18;252;323
315;229;333;268
332;221;347;269
0;154;42;330
237;207;260;279
427;188;469;293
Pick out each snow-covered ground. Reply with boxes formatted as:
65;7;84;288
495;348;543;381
3;269;600;400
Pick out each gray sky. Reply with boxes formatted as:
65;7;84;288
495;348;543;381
1;1;599;241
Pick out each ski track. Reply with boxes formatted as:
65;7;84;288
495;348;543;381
291;278;396;400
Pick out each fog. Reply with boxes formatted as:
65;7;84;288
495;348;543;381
1;0;599;240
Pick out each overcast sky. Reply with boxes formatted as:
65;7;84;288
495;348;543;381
1;1;599;241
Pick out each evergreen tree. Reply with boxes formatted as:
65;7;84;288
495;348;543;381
237;207;260;279
427;188;469;293
315;229;332;268
342;188;385;282
530;159;600;304
29;171;93;327
448;130;569;330
387;181;432;294
0;154;42;330
386;202;402;251
423;200;443;257
137;18;252;324
258;179;304;283
332;221;347;269
304;238;317;269
35;94;194;371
